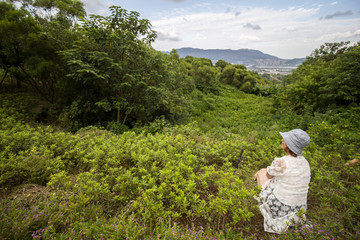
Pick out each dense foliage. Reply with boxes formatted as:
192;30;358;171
0;1;268;132
275;41;360;113
1;86;359;239
1;0;360;239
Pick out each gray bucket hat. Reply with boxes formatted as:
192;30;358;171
279;129;310;156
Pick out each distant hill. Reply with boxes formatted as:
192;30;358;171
169;47;305;67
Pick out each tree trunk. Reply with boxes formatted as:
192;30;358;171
0;69;8;85
19;65;53;103
122;112;129;125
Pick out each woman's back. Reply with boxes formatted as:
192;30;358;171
269;155;310;206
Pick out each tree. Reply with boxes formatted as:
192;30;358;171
0;2;42;90
306;41;351;63
10;0;86;26
185;57;219;93
58;6;185;128
277;42;360;112
0;1;85;102
219;63;262;93
321;44;360;105
215;60;230;70
219;65;236;85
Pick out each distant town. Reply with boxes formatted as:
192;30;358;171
248;66;297;75
171;47;305;75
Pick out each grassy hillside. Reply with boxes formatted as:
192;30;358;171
1;2;359;238
1;87;359;239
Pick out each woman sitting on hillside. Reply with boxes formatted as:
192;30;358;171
254;129;311;234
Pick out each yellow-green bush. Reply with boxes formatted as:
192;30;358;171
1;89;359;239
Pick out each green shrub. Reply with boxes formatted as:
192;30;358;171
1;87;359;239
106;121;129;134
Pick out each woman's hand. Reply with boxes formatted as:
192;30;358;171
253;171;259;181
345;158;359;166
254;168;271;187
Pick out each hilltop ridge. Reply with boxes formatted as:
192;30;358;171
169;47;305;67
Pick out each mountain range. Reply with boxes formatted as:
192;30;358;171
170;47;305;67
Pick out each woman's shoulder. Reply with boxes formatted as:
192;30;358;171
282;155;310;170
279;155;309;166
280;155;307;160
272;155;309;168
277;155;292;161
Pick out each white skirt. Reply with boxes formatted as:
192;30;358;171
258;181;306;234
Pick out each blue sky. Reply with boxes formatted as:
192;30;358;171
82;0;360;59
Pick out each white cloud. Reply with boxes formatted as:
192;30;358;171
151;5;360;58
316;29;360;42
163;0;187;2
76;1;359;59
243;23;261;30
238;34;261;41
152;7;314;57
157;31;182;41
283;26;298;32
320;10;353;20
82;0;113;15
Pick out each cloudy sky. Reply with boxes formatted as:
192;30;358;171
82;0;360;59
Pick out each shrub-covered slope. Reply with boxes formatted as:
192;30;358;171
1;89;359;239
